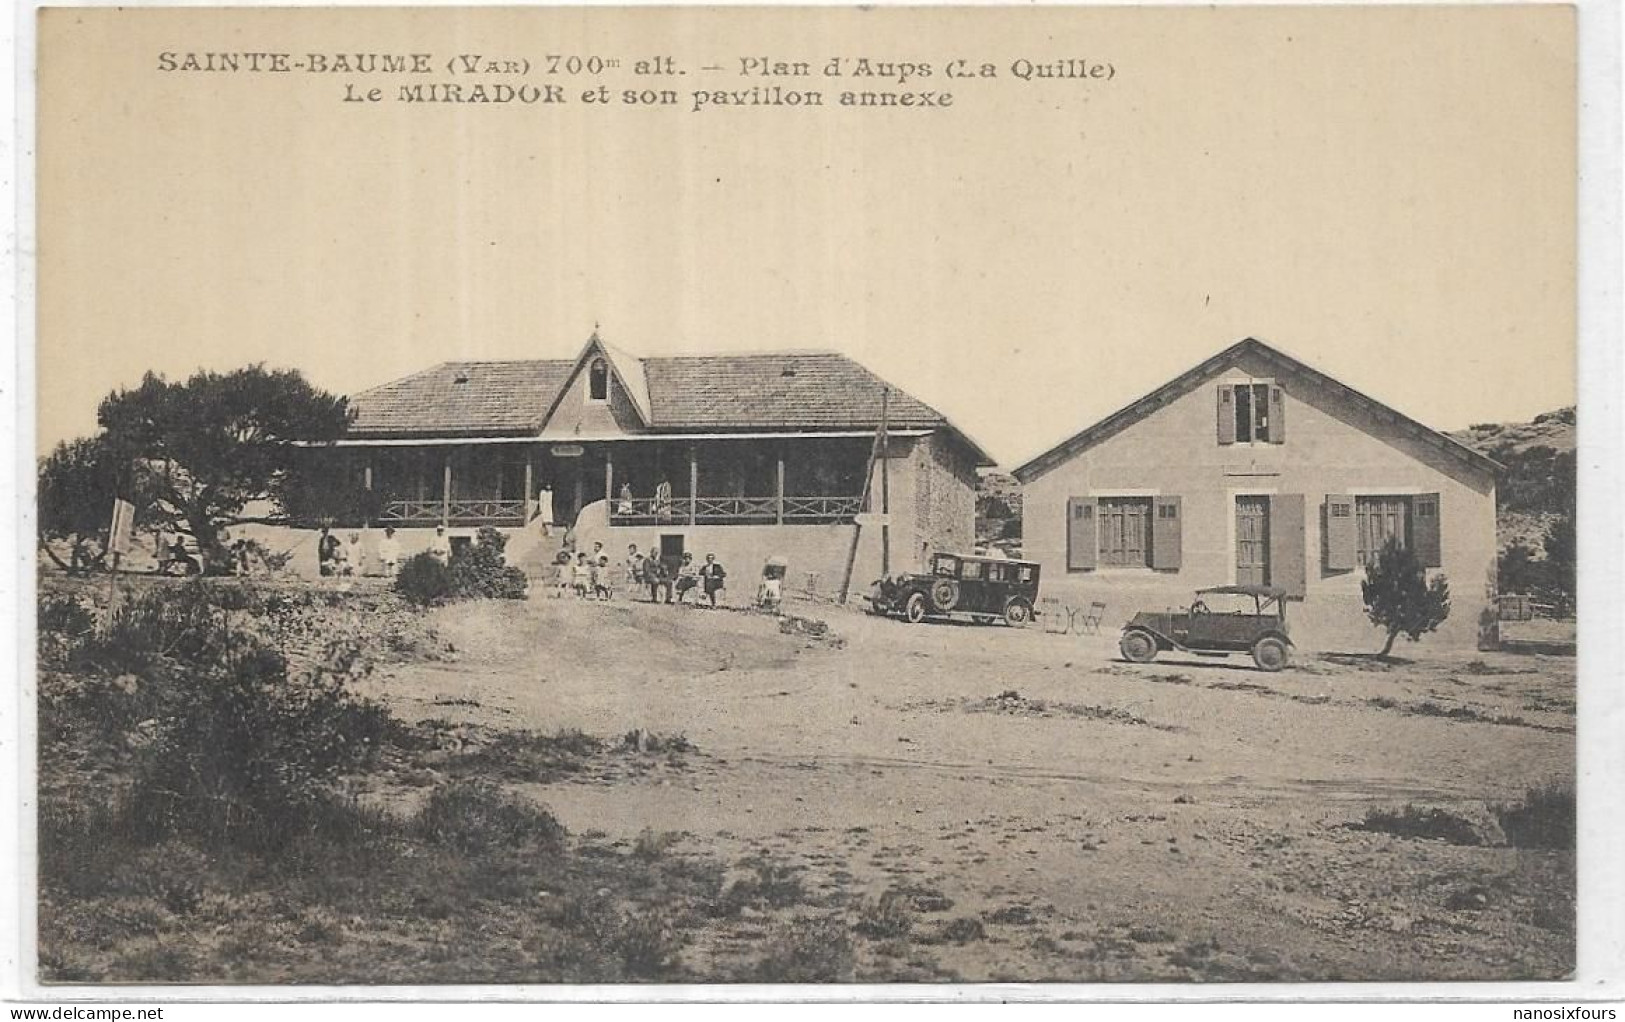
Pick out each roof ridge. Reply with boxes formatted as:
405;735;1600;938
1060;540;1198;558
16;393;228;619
643;348;844;360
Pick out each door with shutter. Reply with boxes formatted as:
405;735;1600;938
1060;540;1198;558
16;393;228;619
1324;494;1357;571
1151;496;1182;570
1268;494;1306;597
1413;493;1442;567
1066;497;1096;570
1217;387;1237;445
1235;496;1270;586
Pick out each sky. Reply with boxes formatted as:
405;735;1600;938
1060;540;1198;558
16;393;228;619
34;5;1576;469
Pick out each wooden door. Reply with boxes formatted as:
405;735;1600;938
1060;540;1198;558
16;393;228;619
1235;496;1271;586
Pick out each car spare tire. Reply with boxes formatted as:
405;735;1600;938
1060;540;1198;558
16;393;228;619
929;578;960;613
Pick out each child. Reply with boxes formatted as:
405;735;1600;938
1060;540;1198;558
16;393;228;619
551;552;572;599
595;553;613;600
573;552;593;598
625;544;643;591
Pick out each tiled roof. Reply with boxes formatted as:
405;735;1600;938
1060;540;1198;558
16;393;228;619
348;360;574;437
643;353;948;431
347;351;953;436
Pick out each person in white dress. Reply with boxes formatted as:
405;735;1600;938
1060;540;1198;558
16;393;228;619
536;486;555;536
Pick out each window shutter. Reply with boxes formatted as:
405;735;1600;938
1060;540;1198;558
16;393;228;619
1413;493;1442;567
1066;497;1097;571
1151;496;1182;570
1217;387;1237;445
1269;386;1287;444
1324;494;1357;571
1268;494;1306;598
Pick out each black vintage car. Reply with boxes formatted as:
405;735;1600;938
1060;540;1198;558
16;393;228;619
1118;584;1293;671
868;552;1041;626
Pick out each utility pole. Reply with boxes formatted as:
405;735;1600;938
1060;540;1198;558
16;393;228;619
838;387;889;605
879;388;890;576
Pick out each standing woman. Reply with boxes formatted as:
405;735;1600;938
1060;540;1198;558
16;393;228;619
536;484;555;537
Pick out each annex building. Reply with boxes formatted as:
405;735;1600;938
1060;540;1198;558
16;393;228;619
1013;338;1500;650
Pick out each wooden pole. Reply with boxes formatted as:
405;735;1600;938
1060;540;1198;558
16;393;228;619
775;448;785;525
837;390;889;605
605;449;614;506
688;445;698;525
523;452;534;522
441;451;452;526
879;388;890;576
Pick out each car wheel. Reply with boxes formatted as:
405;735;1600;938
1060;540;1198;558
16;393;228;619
904;593;929;624
1004;598;1033;626
1251;636;1289;672
929;578;960;613
1120;630;1158;663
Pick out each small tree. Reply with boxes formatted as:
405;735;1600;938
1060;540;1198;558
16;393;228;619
37;437;160;573
1361;536;1452;656
96;366;352;572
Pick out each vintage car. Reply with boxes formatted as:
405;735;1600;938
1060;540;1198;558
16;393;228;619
868;552;1041;626
1118;584;1294;671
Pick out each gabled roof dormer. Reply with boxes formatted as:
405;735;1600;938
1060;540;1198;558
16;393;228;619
538;329;652;436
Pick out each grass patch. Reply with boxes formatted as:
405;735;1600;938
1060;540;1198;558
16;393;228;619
1352;804;1488;846
961;691;1178;731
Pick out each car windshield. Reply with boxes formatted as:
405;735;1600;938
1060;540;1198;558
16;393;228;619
1193;592;1262;615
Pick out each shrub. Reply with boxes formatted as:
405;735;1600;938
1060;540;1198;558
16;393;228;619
126;650;394;850
1361;537;1451;656
746;915;853;982
39;593;96;637
412;780;567;854
396;552;456;606
855;890;916;940
1354;804;1487;846
1495;782;1575;850
396;527;527;605
448;526;529;600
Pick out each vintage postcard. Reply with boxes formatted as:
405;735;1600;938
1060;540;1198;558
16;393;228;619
20;2;1601;997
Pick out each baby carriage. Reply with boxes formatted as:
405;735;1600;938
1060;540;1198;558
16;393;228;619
757;555;788;610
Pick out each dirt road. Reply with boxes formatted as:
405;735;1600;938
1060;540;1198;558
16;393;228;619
363;593;1575;982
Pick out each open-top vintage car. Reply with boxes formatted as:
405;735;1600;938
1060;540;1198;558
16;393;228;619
868;552;1041;626
1118;584;1294;671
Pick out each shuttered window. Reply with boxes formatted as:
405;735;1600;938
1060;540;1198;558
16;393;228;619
1218;382;1286;444
1097;497;1152;567
1356;496;1411;565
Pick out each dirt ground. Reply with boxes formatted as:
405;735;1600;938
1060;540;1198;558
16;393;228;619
355;590;1576;982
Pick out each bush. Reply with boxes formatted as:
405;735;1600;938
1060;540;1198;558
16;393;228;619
396;552;456;606
448;526;529;600
412;780;567;854
746;915;853;982
1495;782;1575;850
396;527;527;605
126;648;394;851
1361;537;1451;656
1354;804;1488;846
855;890;916;940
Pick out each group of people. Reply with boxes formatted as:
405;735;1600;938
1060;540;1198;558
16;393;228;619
316;525;405;578
550;541;727;606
